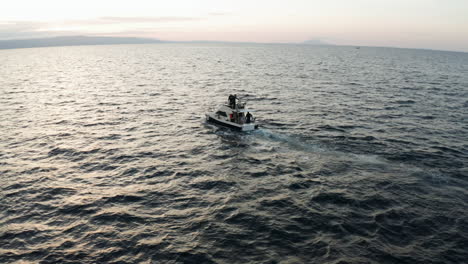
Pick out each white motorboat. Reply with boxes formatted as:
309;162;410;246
206;96;259;131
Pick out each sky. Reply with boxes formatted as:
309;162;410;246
1;0;467;52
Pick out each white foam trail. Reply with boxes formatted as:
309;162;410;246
253;128;388;165
253;129;324;152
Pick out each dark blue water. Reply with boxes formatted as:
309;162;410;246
1;44;467;263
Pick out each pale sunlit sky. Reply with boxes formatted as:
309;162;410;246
1;0;467;51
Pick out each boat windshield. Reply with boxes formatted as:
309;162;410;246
237;100;246;109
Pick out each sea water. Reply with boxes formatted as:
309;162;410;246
1;44;467;263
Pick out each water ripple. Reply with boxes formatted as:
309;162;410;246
0;44;467;263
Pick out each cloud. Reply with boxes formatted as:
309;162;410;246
0;21;55;39
208;12;230;16
0;15;210;40
52;16;210;28
98;16;203;23
0;21;43;33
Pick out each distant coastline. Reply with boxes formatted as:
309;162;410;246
302;39;332;45
0;36;163;50
0;36;466;54
0;36;335;50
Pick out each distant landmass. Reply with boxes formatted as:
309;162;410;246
0;36;163;49
0;36;336;50
302;39;332;45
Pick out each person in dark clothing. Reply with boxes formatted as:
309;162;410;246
228;94;237;109
246;112;253;123
228;94;235;108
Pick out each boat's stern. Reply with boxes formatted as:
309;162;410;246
241;123;257;131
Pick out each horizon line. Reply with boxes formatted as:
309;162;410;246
0;35;467;54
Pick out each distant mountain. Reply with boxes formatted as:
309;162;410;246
302;39;332;45
0;36;163;49
0;36;337;50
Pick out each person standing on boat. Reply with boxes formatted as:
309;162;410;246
228;94;235;108
233;94;238;108
246;112;253;123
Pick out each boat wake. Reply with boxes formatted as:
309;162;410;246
253;128;388;166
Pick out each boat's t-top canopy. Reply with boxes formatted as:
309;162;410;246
227;96;253;113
